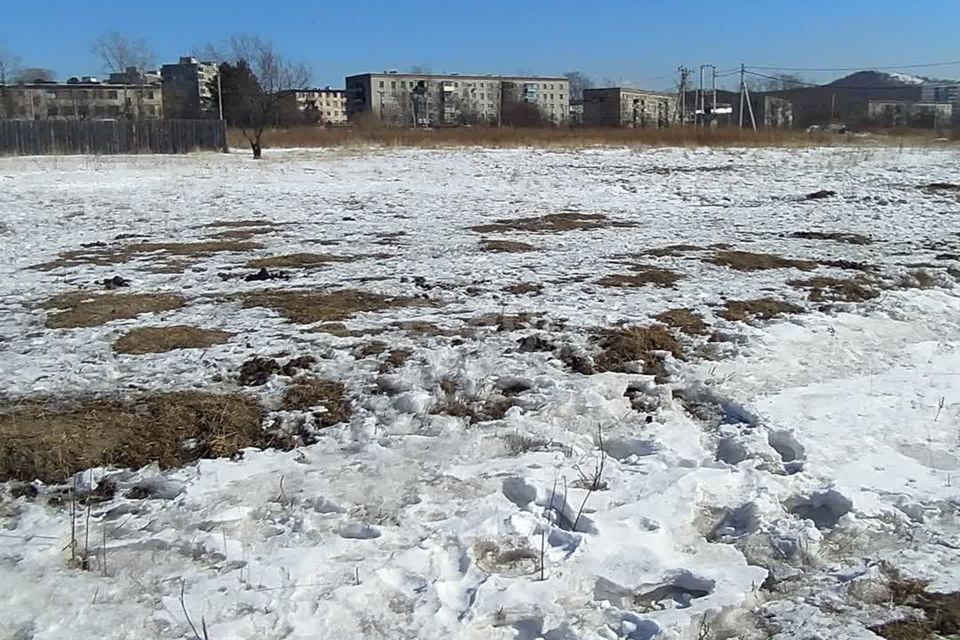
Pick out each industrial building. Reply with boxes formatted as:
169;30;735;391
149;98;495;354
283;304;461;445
279;88;348;124
161;56;220;119
0;78;163;120
344;72;570;126
582;87;676;127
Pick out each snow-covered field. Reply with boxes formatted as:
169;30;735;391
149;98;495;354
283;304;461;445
1;146;960;639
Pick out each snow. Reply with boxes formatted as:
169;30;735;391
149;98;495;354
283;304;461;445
1;145;960;639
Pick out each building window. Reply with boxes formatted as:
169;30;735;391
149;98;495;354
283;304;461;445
379;80;384;87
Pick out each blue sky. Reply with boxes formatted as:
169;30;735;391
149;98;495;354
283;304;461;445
5;0;960;90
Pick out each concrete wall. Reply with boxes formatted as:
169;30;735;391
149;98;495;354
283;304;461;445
583;88;675;127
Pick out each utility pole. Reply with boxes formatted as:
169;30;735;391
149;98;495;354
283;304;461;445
739;64;746;129
676;66;690;126
711;65;717;118
697;65;705;128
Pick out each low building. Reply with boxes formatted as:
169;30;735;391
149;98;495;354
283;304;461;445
582;87;676;128
866;100;953;127
161;56;220;119
0;80;163;120
278;88;347;125
345;72;569;126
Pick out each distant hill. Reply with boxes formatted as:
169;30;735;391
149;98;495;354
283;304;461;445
826;70;926;88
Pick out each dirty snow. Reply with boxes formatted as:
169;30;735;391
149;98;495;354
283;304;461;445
1;146;960;639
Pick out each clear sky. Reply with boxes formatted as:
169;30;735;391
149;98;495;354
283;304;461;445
5;0;960;90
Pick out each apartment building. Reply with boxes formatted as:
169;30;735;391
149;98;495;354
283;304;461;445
161;56;220;119
344;72;570;126
582;87;676;128
0;79;163;120
278;88;347;124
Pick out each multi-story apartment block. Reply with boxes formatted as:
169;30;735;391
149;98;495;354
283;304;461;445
161;56;220;119
278;88;347;124
583;87;676;128
0;79;163;120
921;82;960;124
345;72;570;126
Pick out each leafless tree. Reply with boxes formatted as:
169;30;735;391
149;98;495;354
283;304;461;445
564;71;594;101
91;32;155;74
15;68;55;83
0;44;22;84
210;35;310;159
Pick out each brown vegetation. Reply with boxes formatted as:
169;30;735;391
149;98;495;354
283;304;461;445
655;308;709;335
792;231;873;245
504;283;543;296
246;252;355;269
241;289;425;324
32;240;261;272
710;250;818;272
204;219;280;228
471;212;633;234
719;298;803;322
281;377;350;427
0;392;266;483
597;267;681;289
643;244;703;258
113;325;233;354
870;571;960;640
788;277;879;302
593;325;683;379
43;291;184;329
481;238;536;253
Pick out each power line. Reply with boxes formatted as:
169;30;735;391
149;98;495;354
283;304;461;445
746;60;960;72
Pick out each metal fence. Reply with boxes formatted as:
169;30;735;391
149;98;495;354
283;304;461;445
0;119;227;156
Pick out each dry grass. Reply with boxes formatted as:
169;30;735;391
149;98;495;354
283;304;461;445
655;308;709;335
32;240;261;271
504;283;543;296
788;276;879;303
113;325;232;354
431;378;512;424
225;125;904;150
471;212;633;234
246;252;355;269
204;220;280;228
597;267;681;289
241;289;425;324
593;325;683;378
0;392;267;483
311;322;385;338
481;238;536;253
792;231;873;245
643;244;704;257
43;291;184;329
383;348;413;370
132;240;263;255
870;571;960;639
208;229;268;241
354;341;388;358
710;250;818;272
719;298;803;322
281;377;351;427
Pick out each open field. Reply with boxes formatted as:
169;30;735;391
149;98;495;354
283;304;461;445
1;146;960;639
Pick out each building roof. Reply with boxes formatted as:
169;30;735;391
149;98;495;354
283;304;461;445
586;86;675;98
347;72;567;82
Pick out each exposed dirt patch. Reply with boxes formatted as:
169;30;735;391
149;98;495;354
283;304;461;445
788;276;879;303
471;212;634;234
246;253;355;269
593;325;683;379
597;267;681;289
43;291;184;329
655;308;709;336
503;283;543;296
113;325;233;354
281;377;350;427
919;183;960;198
481;238;536;253
709;250;817;272
643;244;703;258
802;189;836;200
792;231;872;245
241;289;426;324
0;392;267;483
719;298;803;322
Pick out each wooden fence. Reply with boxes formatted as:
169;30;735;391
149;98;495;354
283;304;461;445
0;119;227;156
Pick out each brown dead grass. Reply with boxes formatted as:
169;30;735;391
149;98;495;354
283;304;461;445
31;240;261;272
43;291;184;329
208;229;267;241
481;238;536;253
311;322;385;338
383;348;413;370
354;341;388;358
241;289;425;324
0;392;267;483
504;283;543;296
281;377;351;427
204;220;280;228
593;325;683;378
792;231;873;245
471;212;634;234
655;308;709;335
870;571;960;639
643;244;704;258
719;298;803;322
113;325;233;354
597;267;681;289
710;250;818;272
246;252;355;269
431;378;512;424
788;277;879;303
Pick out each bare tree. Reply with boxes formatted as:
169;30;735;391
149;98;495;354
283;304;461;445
15;68;55;83
91;32;155;74
210;35;310;159
0;44;22;84
564;71;594;101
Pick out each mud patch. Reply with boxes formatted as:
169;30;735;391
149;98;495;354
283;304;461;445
43;291;184;329
113;325;232;354
719;298;802;322
710;250;817;272
471;212;634;234
0;392;266;483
